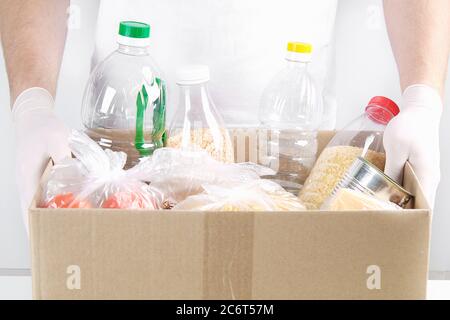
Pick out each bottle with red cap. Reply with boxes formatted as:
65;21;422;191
299;96;400;209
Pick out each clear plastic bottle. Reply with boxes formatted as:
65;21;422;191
259;42;323;194
82;21;166;168
299;96;400;209
167;65;234;163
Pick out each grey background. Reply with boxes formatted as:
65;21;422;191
0;0;449;275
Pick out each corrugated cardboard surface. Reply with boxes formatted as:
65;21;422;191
29;130;431;299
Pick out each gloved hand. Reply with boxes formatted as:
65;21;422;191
12;87;71;227
383;84;443;208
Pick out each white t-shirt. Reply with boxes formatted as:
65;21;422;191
94;0;338;128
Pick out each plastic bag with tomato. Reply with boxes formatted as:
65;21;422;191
40;130;166;210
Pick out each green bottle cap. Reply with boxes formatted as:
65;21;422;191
118;21;150;39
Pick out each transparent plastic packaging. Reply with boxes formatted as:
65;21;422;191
167;65;234;163
142;148;274;206
173;179;306;211
81;21;166;168
40;130;166;210
321;188;401;211
259;42;323;194
299;96;400;209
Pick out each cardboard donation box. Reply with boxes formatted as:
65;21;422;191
29;130;431;300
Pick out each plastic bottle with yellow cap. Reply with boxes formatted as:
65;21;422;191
259;42;323;194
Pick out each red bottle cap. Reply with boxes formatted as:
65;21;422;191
365;96;399;124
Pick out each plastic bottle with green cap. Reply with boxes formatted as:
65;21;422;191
81;21;166;168
259;42;323;194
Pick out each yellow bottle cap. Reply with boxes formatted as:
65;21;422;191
287;42;312;54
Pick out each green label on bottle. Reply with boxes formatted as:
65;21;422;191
134;77;166;156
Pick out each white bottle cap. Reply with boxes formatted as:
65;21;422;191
176;65;210;85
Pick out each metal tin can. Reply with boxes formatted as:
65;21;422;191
331;157;413;208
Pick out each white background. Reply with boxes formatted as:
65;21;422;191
0;0;449;273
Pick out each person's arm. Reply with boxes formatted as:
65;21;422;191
0;0;71;229
0;0;69;104
384;0;449;96
383;0;449;207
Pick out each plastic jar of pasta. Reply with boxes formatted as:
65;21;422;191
299;96;399;209
167;65;234;163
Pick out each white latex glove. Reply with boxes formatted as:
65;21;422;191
384;84;443;208
12;87;71;227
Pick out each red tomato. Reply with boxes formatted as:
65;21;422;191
44;193;91;209
70;199;92;209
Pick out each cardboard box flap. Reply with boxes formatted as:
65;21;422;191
403;162;430;211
